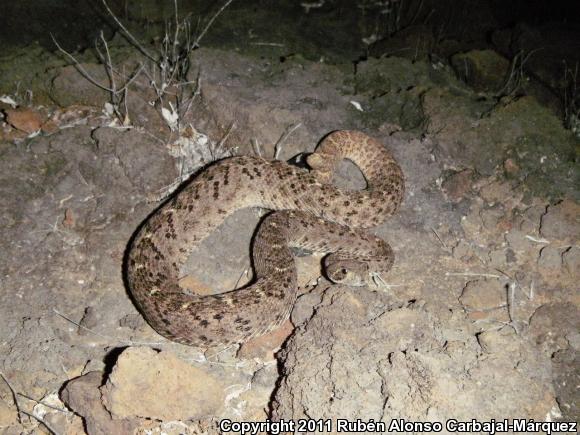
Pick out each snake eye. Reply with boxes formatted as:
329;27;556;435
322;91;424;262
330;267;348;282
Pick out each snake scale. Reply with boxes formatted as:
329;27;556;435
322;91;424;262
126;130;404;348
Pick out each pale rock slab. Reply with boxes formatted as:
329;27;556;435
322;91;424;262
101;347;225;421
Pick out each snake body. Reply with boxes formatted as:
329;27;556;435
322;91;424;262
126;130;404;348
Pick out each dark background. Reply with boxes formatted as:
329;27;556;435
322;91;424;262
1;0;579;56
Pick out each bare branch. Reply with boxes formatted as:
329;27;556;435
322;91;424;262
100;0;157;62
117;63;146;93
20;410;62;435
171;0;180;69
0;371;23;424
211;122;236;160
51;34;116;93
100;30;116;93
193;0;235;48
178;70;202;123
274;122;302;160
53;308;164;347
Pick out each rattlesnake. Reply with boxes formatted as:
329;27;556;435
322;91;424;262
126;130;404;348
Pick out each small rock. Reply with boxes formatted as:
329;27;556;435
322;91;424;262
4;108;44;133
0;398;18;427
567;332;580;351
291;285;326;327
480;206;505;231
459;279;507;311
537;246;562;272
505;229;532;253
101;347;224;421
488;249;508;268
0;424;24;435
441;169;473;203
118;313;145;330
551;349;579;423
529;304;580;356
478;180;515;205
444;340;468;356
520;204;545;234
178;275;214;296
369;25;435;60
503;158;520;177
540;200;580;242
40;118;59;134
295;255;323;288
42;408;85;435
562;247;580;276
451;49;510;93
0;125;28;142
78;306;98;335
506;248;516;263
251;364;279;389
50;64;110;107
477;327;519;354
90;126;179;194
82;359;106;374
237;320;294;360
466;309;510;322
62;208;75;229
452;240;473;260
61;371;142;435
124;92;169;134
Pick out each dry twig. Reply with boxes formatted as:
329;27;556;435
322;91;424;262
274;123;302;160
0;371;23;424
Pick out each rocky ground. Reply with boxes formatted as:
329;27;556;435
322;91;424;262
0;4;579;434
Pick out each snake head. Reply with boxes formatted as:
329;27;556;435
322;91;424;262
324;258;371;287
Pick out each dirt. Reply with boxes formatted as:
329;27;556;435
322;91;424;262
0;14;579;435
